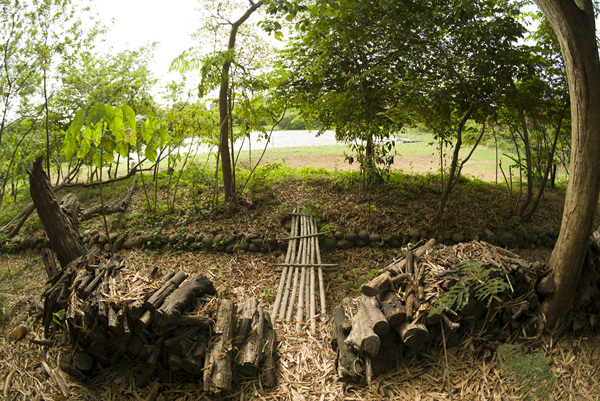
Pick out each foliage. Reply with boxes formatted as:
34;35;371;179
496;343;556;401
429;260;509;316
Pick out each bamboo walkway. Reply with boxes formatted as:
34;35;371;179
272;208;335;332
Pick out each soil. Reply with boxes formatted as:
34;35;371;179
1;153;599;400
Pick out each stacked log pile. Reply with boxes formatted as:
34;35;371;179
42;248;277;393
332;239;600;384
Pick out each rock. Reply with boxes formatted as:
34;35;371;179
250;238;263;245
248;243;260;252
114;235;125;250
225;243;236;253
190;241;201;250
98;234;108;246
168;234;179;245
355;239;367;247
451;233;464;243
185;233;196;243
103;243;111;252
323;238;338;251
213;234;224;245
337;239;353;250
224;236;237;245
515;231;527;249
484;228;496;244
382;234;393;243
497;230;515;247
346;232;359;244
284;221;292;231
358;230;370;241
239;240;249;251
334;231;344;240
123;238;135;249
109;232;119;242
369;233;382;244
202;235;214;248
408;228;420;239
247;233;260;240
443;231;452;241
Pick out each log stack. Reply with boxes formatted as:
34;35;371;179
42;248;277;393
331;239;585;384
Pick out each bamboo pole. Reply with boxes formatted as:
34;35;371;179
273;213;297;317
296;266;306;331
286;266;299;322
278;210;300;320
313;218;327;317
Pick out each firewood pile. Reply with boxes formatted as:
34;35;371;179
41;247;277;393
331;239;600;384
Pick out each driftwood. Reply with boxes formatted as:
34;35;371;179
203;299;237;394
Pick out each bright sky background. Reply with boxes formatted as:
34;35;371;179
93;0;202;90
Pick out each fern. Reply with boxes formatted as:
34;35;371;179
429;259;509;316
496;344;556;401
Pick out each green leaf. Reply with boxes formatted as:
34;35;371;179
274;31;284;41
122;104;136;131
145;143;157;162
93;152;102;169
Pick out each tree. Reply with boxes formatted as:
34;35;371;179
532;0;600;327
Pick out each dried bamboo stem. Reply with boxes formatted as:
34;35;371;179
286;266;299;322
296;266;306;331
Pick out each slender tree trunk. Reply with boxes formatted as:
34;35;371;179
218;0;264;200
533;0;600;328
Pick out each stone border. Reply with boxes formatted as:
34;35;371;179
1;225;559;256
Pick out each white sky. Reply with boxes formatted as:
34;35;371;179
93;0;202;91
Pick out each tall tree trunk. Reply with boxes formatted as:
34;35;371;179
28;157;87;268
218;0;264;200
533;0;600;328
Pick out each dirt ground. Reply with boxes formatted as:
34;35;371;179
1;152;599;400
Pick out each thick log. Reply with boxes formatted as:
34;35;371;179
395;322;429;350
156;274;217;325
345;303;380;357
332;306;363;382
361;272;391;297
145;271;188;312
28;156;87;268
158;315;213;329
259;312;277;388
181;331;209;376
376;291;406;326
233;297;259;352
360;295;389;335
235;305;265;377
203;299;237;394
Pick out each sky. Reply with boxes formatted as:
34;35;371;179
93;0;202;90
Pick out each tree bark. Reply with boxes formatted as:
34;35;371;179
533;0;600;328
28;156;87;268
218;0;265;200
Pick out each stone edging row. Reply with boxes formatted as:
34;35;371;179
1;225;559;256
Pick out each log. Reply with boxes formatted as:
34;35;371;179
376;291;406;326
259;312;277;388
332;306;363;382
345;303;381;357
181;331;209;376
394;322;429;349
203;299;237;394
360;295;389;335
41;248;59;281
361;272;391;297
28;156;87;268
233;297;259;352
145;271;188;312
156;274;217;325
235;305;265;377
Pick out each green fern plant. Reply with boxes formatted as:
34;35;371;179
496;343;556;401
429;259;509;317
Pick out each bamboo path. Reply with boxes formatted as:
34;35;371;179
272;207;335;332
